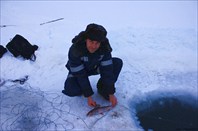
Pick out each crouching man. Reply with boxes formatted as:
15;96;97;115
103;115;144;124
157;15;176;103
62;23;123;107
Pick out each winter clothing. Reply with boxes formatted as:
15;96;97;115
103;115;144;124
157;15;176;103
85;23;107;42
63;23;123;98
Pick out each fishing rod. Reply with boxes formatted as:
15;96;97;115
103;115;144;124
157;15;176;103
1;17;64;28
40;18;64;25
0;25;16;28
1;18;64;28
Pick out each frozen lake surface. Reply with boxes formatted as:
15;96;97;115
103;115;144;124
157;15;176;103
1;1;197;130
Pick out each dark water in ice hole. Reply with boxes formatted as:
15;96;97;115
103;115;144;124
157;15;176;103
135;97;198;131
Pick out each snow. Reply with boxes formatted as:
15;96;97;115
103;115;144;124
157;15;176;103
0;1;197;130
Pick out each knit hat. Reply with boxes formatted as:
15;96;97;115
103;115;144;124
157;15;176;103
85;23;107;42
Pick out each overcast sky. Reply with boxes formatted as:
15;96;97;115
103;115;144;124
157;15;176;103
1;1;197;29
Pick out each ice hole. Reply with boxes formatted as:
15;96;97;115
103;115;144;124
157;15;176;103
135;96;198;131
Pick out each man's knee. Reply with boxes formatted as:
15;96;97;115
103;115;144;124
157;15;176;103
112;58;123;81
63;77;82;96
113;57;123;70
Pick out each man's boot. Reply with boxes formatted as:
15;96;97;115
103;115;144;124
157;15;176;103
97;79;109;100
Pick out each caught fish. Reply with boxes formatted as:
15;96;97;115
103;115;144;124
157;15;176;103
86;105;113;117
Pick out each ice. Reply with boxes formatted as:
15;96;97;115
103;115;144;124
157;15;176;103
0;1;197;130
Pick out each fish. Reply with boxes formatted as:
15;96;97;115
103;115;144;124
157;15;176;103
86;104;113;117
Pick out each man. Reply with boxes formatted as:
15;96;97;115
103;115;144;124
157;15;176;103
62;23;123;107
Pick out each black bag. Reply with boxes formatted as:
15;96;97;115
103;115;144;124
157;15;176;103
6;34;38;61
0;45;7;58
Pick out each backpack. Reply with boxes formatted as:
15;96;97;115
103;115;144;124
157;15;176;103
6;34;38;61
0;45;7;58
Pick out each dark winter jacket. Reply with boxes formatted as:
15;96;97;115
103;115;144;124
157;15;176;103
65;31;115;97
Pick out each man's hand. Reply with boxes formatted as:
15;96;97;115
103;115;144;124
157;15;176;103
109;94;117;107
88;96;97;107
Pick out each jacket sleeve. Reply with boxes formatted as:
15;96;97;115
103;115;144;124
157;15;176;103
67;47;94;97
99;52;115;95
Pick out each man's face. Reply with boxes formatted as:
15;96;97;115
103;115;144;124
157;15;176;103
86;39;101;53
